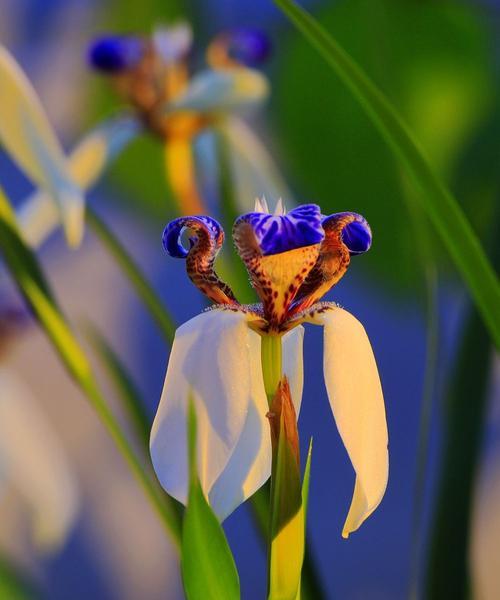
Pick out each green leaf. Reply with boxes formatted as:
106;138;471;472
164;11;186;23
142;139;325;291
0;557;38;600
276;0;496;293
301;438;313;518
294;438;313;600
273;0;500;348
0;188;181;548
181;399;240;600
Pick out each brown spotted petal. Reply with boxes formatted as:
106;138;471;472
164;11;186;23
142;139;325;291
163;215;237;305
292;212;372;314
232;204;324;329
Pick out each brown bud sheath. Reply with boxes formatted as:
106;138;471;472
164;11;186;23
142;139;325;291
267;376;300;468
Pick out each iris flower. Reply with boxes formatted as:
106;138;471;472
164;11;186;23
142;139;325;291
151;200;388;537
0;24;288;251
87;23;290;214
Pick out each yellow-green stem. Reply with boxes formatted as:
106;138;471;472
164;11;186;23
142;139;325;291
261;333;283;599
261;334;283;406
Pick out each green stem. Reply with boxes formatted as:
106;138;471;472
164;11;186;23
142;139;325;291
261;334;283;404
261;333;284;598
86;207;175;344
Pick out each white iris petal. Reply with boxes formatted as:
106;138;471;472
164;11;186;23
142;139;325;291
310;306;388;537
166;69;269;114
283;325;305;414
208;324;305;520
0;368;78;551
0;46;83;247
150;308;268;511
17;115;141;249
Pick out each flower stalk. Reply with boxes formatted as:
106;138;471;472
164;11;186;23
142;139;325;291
262;333;304;600
261;334;283;405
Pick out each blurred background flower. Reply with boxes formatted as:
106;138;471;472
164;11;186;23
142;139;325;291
0;0;499;598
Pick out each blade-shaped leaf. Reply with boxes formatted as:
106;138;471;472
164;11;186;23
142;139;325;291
302;438;313;518
181;398;240;600
295;438;313;600
0;188;181;547
273;0;500;348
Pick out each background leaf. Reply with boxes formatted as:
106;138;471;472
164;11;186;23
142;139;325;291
0;188;181;547
276;0;496;293
273;0;500;347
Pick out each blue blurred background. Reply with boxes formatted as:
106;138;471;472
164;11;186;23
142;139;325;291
1;0;499;598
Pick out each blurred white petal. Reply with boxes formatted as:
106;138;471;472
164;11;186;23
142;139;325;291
309;306;388;537
208;324;304;519
153;22;192;63
217;116;293;211
17;115;141;249
150;308;268;517
0;367;78;552
0;45;83;247
167;68;269;114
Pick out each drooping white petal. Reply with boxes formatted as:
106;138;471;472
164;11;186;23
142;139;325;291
208;324;305;520
208;342;270;520
17;115;141;249
0;368;78;551
150;308;268;513
309;306;388;538
166;68;269;114
0;45;83;247
216;117;294;212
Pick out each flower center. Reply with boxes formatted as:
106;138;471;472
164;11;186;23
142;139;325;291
233;204;324;329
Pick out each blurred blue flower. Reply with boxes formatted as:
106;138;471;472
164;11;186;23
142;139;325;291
0;23;291;249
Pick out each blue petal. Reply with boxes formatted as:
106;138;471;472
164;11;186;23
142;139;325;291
88;36;144;72
234;204;324;256
323;212;372;255
225;29;272;67
162;216;223;258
